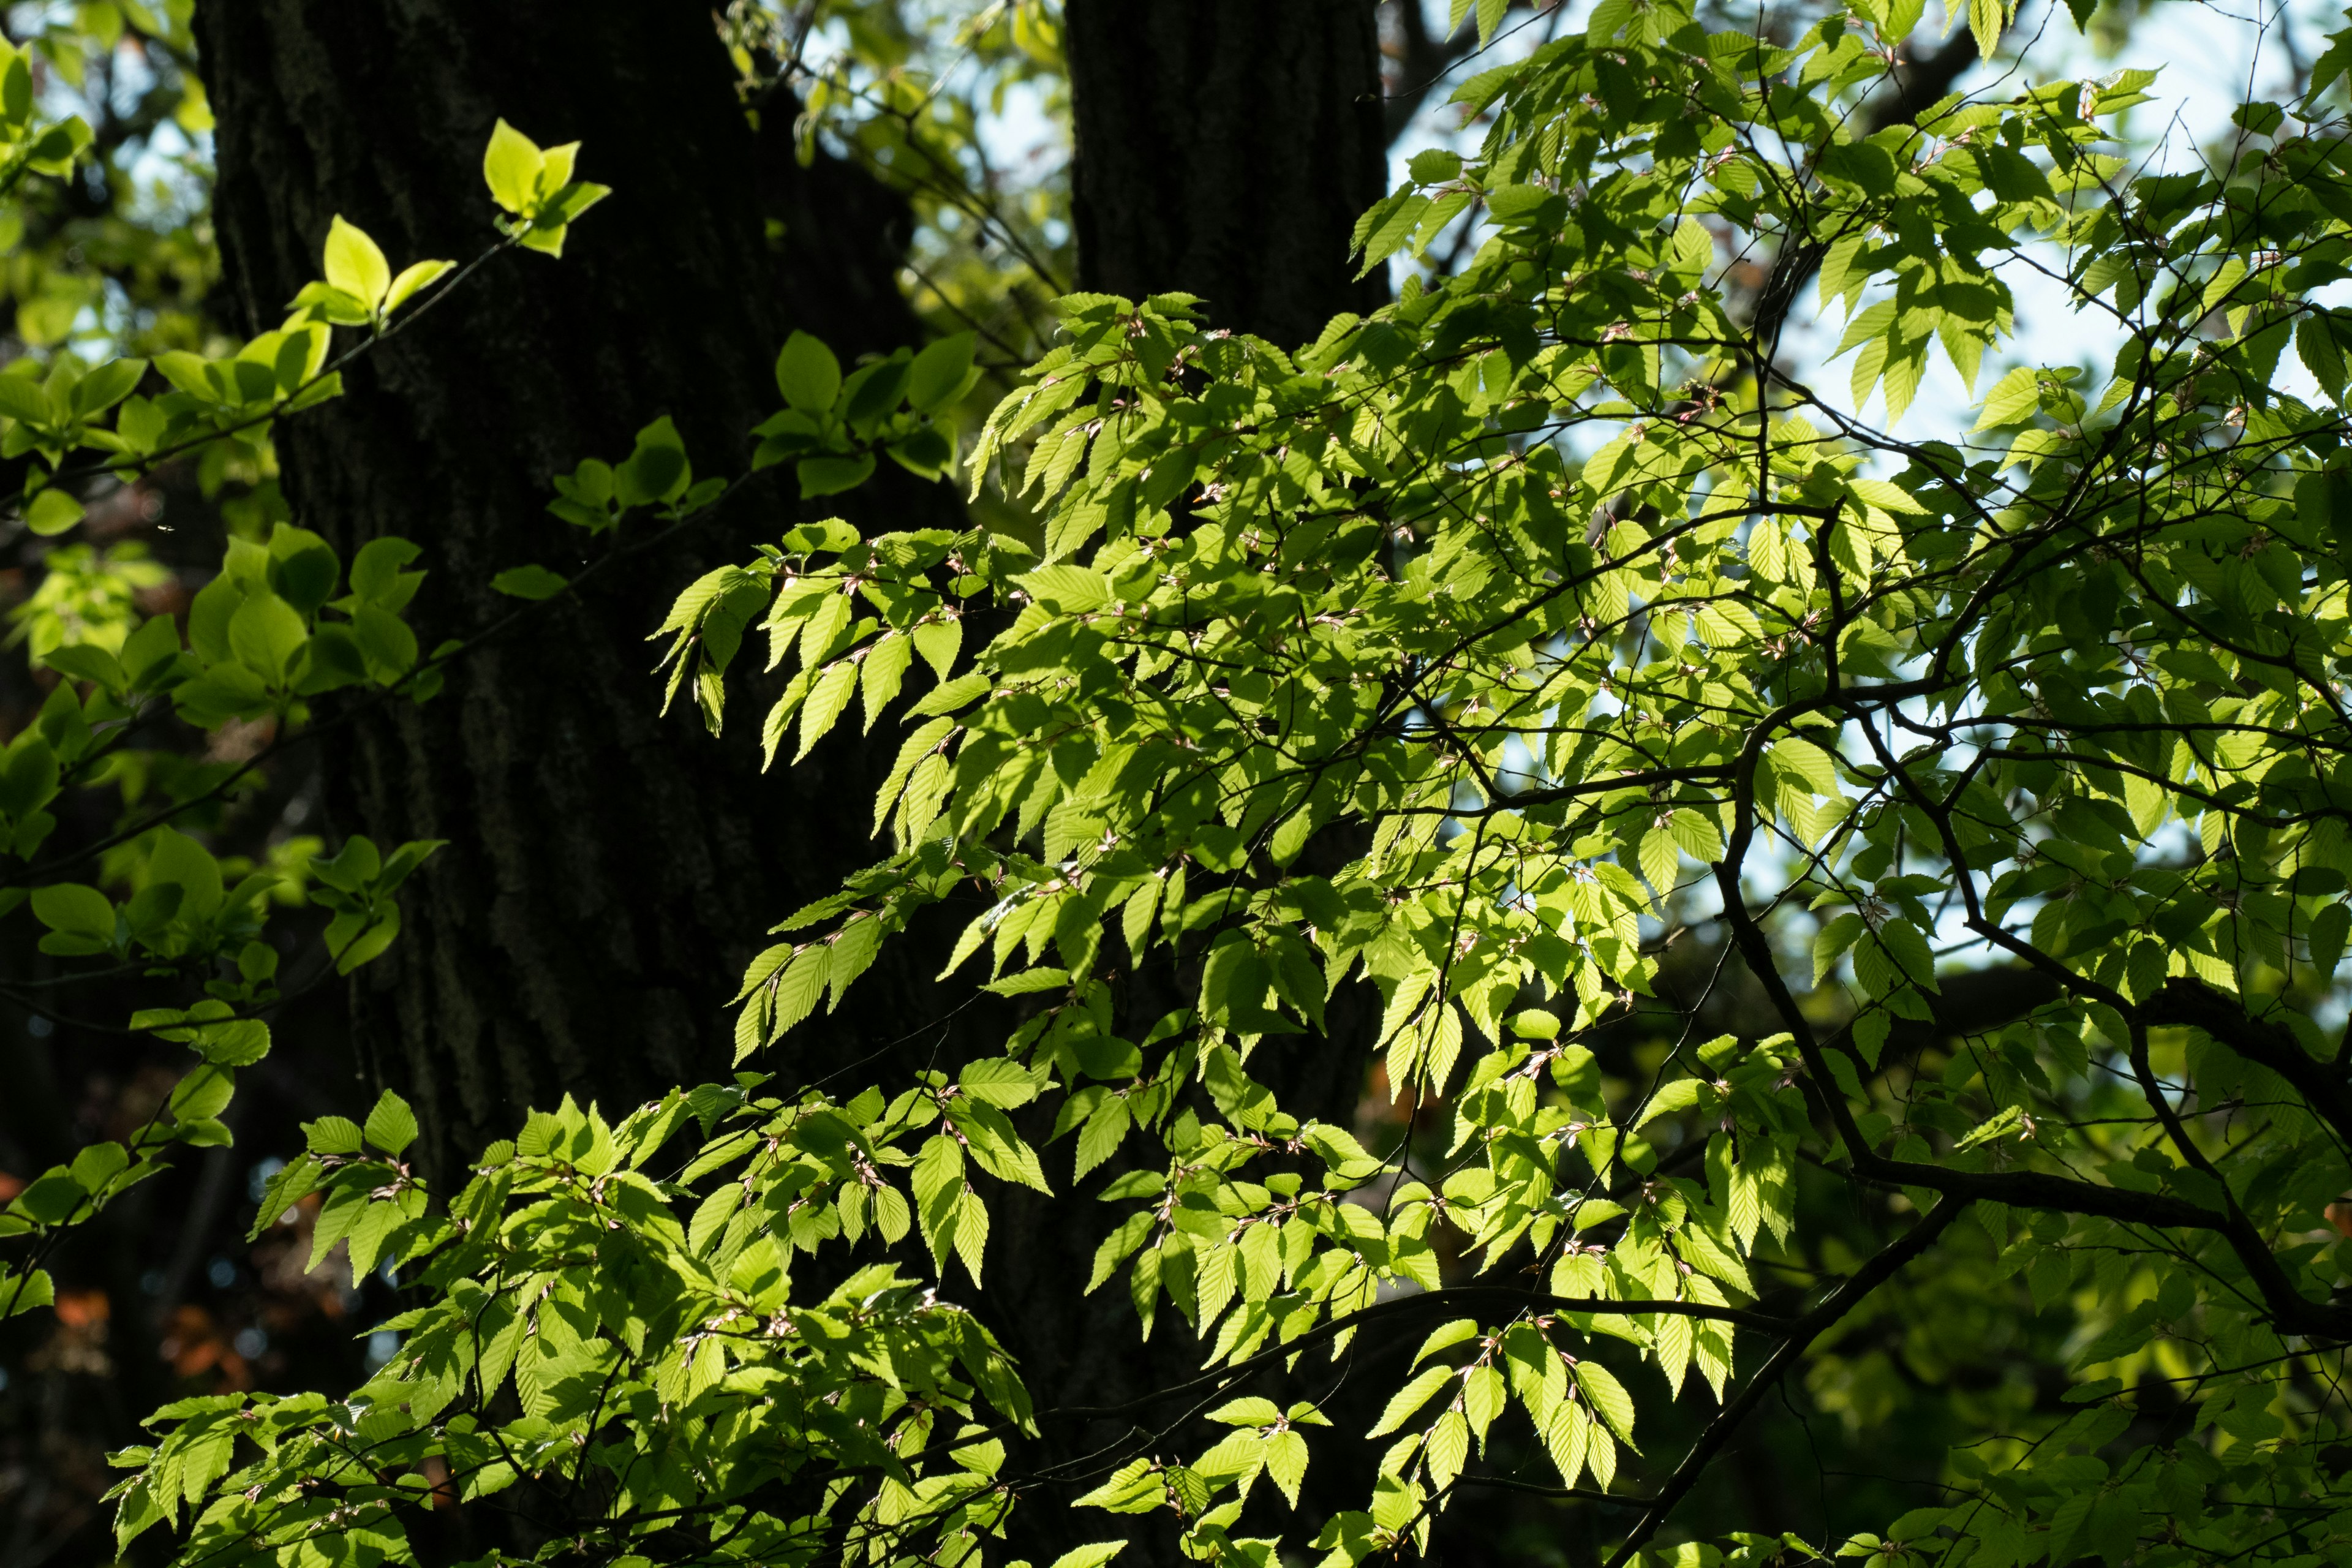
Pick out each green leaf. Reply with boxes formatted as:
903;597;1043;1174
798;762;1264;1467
70;356;145;417
0;47;28;130
2;1268;54;1316
30;883;112;942
322;215;391;310
483;119;545;213
1425;1408;1469;1487
1409;148;1462;184
1019;566;1110;613
1638;827;1678;899
1368;1364;1453;1436
959;1055;1046;1106
491;565;570;600
383;258;454;315
1815;912;1864;986
1264;1428;1308;1507
1355;189;1431;273
1847;478;1926;514
775;331;843;413
1207;1396;1282;1425
0;737;56;824
983;967;1070;997
149;827;224;921
1574;1361;1637;1446
1772;736;1843;795
349;536;424;607
766;945;830;1049
332;912;401;974
0;374;53;426
40;643;123;693
304;1115;363;1155
1072;1460;1163;1513
796;660;859;761
1954;1104;2026;1153
1046;1547;1126;1568
363;1090;418;1156
911;617;962;680
1633;1076;1705;1129
908;331;978;412
888;424;954;480
1667;808;1723;861
1969;0;2003;60
2310;903;2350;979
227;591;308;685
1507;1009;1559;1040
268;532;342;617
25;489;82;537
1973;366;2041;430
616;417;690;507
355;603;418;680
1876;918;1940;993
797;453;875;497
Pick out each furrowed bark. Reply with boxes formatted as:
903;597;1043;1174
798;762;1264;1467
196;0;969;1180
1063;0;1390;345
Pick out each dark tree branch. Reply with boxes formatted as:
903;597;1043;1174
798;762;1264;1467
2143;977;2352;1148
1601;1197;1970;1568
1381;0;1483;145
1749;29;1983;352
1708;736;2352;1343
1581;29;1981;541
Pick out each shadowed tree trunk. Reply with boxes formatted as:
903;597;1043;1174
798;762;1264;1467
1063;0;1390;345
194;0;967;1181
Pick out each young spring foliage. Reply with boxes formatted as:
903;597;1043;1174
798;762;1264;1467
0;126;605;1342
114;5;2352;1567
0;87;994;1542
116;1085;1042;1568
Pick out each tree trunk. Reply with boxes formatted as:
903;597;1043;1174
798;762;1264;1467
194;0;968;1180
1063;0;1390;346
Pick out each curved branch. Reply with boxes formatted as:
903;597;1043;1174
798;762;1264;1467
1747;29;1983;353
2141;977;2352;1148
1601;1196;1970;1568
1020;1284;1792;1436
1381;0;1484;145
1709;858;2352;1341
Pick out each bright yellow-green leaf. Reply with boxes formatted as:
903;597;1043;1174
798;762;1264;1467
483;118;545;214
383;258;454;315
322;215;391;310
